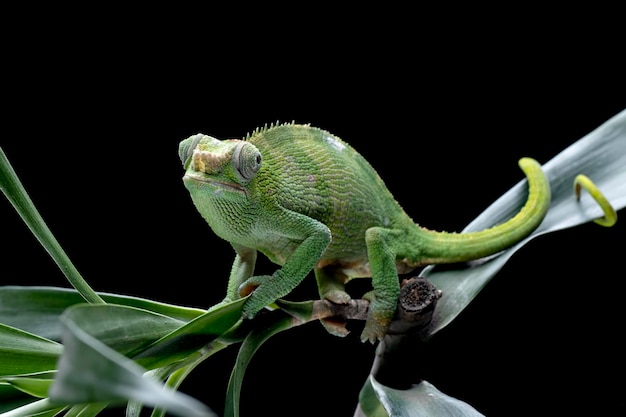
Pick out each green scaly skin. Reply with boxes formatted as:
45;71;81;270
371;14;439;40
179;123;551;343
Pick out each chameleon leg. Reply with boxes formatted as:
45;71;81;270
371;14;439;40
361;227;402;344
315;267;352;337
315;267;352;304
239;217;332;319
225;244;257;301
206;244;257;314
574;174;617;227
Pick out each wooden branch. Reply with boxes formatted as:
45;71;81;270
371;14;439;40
371;277;442;389
308;276;442;336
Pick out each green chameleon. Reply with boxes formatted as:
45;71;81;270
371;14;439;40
179;122;551;343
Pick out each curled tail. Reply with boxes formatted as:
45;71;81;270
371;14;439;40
415;157;551;264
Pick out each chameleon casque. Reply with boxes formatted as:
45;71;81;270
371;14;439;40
179;123;551;343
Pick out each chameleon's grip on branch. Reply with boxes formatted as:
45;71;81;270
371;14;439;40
574;174;617;227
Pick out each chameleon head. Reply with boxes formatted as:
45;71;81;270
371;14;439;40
179;134;262;198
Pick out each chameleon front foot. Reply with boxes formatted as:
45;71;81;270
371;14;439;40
238;274;276;319
318;289;353;337
574;174;617;227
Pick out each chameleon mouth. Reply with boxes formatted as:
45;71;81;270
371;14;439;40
183;174;246;193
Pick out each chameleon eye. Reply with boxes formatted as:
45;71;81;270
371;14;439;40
233;142;262;182
178;134;204;168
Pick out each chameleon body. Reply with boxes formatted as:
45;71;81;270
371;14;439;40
179;123;551;343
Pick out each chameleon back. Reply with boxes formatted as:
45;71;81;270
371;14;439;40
248;123;410;265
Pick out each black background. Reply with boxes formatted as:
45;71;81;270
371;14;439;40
1;10;625;417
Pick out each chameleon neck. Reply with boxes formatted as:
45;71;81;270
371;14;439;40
412;157;551;265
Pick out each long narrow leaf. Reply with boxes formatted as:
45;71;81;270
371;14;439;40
48;310;216;417
124;354;224;417
421;108;626;337
57;304;186;358
130;297;246;369
224;313;296;417
0;384;41;414
367;376;484;417
0;286;205;342
357;377;389;417
63;403;109;417
0;372;55;398
146;354;223;417
0;324;62;376
0;398;66;417
0;148;104;305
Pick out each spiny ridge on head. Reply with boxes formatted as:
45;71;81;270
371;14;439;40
243;120;314;141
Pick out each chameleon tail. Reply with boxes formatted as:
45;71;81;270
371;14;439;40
413;157;551;265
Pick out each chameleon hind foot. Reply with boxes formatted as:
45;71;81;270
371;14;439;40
322;289;353;305
319;318;351;337
318;289;353;337
574;174;617;227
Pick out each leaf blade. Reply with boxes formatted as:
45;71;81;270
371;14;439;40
0;286;205;342
224;313;295;417
0;147;104;304
422;108;626;337
130;297;246;369
48;309;216;417
59;303;187;358
0;372;55;398
0;324;62;376
367;376;485;417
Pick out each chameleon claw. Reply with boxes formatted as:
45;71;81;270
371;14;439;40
574;174;617;227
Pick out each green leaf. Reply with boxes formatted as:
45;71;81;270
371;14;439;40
366;376;484;417
56;300;243;368
0;372;55;398
130;297;246;369
62;402;109;417
0;286;206;342
421;109;626;337
0;324;62;376
224;313;296;417
59;303;187;358
47;299;245;416
0;383;41;413
357;376;389;417
272;299;315;322
124;361;218;417
0;398;66;417
48;308;217;417
0;147;103;305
